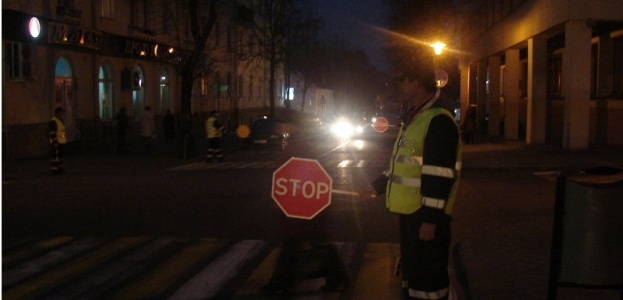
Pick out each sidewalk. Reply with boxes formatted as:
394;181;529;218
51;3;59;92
455;137;623;300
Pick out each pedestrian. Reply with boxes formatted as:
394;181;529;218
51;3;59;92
205;110;225;162
374;66;462;300
115;107;130;154
163;109;177;143
48;107;67;174
141;106;156;153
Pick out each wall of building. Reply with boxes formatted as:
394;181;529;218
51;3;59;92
458;0;623;148
461;0;623;67
2;0;285;159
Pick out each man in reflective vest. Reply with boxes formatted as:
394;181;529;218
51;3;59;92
385;68;462;299
49;107;67;174
205;110;225;162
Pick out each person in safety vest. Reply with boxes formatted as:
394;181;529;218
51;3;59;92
373;67;462;300
49;107;67;174
205;110;225;162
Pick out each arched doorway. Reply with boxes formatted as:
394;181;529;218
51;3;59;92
132;66;144;120
160;68;170;114
98;63;113;120
54;57;76;141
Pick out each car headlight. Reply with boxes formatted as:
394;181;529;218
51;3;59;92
330;120;355;139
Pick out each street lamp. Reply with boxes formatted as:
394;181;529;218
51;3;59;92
430;41;446;55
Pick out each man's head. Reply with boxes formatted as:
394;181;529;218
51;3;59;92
54;107;64;116
394;66;438;107
211;110;220;116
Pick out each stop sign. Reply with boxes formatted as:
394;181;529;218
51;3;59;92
373;117;389;133
272;157;332;219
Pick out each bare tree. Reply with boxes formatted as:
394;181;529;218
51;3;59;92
244;0;297;118
284;2;323;114
174;0;219;116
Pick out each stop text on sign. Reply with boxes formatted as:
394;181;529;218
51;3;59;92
273;178;330;199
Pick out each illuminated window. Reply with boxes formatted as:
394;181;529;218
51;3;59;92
160;68;170;113
99;64;113;119
288;87;294;100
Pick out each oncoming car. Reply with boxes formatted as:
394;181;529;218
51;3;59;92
250;118;290;150
328;116;367;140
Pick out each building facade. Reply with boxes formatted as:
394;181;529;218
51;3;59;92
458;0;623;149
2;0;287;158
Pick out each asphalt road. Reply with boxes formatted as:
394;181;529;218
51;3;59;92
2;129;400;243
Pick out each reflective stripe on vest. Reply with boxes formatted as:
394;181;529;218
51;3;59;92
50;117;67;144
401;281;449;299
386;107;461;215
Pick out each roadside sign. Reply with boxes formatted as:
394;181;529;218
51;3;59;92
435;69;449;88
373;117;389;133
272;157;332;219
236;124;250;138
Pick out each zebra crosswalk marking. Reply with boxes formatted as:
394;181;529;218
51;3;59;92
3;237;148;299
235;245;281;296
3;237;403;299
2;236;75;268
3;237;105;289
111;238;227;299
169;240;269;299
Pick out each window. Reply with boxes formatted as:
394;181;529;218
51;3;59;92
101;0;114;18
160;69;170;113
162;2;171;34
98;64;113;120
238;74;244;97
613;37;623;99
57;0;80;17
249;76;254;97
520;61;527;98
132;0;147;28
227;26;233;51
547;54;562;97
215;23;221;47
591;43;598;98
5;42;32;80
227;72;233;97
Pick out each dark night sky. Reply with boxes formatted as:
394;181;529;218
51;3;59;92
314;0;390;72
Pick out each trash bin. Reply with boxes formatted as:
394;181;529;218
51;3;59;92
555;163;623;286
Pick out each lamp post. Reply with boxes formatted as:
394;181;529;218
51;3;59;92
430;41;446;55
430;41;448;88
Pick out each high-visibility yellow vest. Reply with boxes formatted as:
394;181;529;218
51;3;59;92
50;116;67;144
206;116;222;138
385;107;462;215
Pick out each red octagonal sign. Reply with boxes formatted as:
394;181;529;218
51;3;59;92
373;116;389;133
272;157;332;219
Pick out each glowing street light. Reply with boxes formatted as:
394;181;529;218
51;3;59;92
430;41;446;55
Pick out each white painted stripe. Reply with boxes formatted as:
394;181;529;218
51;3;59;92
252;161;277;168
3;238;103;286
220;162;248;169
169;240;266;299
337;160;353;168
234;162;260;168
168;162;204;171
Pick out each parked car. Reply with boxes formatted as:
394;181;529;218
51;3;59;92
250;118;290;150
